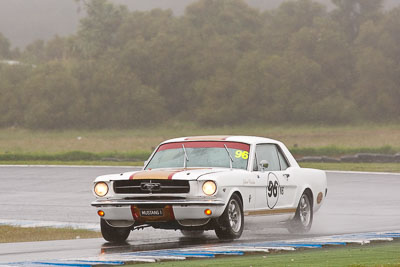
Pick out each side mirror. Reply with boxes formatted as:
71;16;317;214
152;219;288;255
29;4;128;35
259;160;269;172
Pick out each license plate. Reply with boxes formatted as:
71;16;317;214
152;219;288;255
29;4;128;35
140;209;163;217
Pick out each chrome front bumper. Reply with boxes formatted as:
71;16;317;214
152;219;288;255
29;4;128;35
91;198;225;207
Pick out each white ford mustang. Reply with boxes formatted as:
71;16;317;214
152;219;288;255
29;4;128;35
92;136;327;242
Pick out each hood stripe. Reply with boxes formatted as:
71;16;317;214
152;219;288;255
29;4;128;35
129;170;182;180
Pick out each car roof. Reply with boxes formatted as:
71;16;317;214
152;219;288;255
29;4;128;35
161;136;281;146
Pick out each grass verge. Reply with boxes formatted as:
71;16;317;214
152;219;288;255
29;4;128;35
0;225;101;243
0;146;399;166
1;125;400;165
291;145;398;157
127;240;400;267
1;161;398;173
0;146;399;163
0;160;143;166
1;124;400;153
0;151;150;162
300;162;400;173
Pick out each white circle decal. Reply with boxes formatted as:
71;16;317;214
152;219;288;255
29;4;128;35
266;173;280;209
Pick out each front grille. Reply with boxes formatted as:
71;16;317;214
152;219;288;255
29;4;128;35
113;179;190;194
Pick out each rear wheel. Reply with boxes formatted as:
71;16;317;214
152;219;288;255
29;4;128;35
100;219;130;242
287;192;313;233
215;194;244;240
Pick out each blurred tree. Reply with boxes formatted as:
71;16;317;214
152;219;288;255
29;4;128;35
194;68;237;125
22;61;84;128
72;59;165;128
180;0;263;120
76;0;128;58
116;9;175;44
185;0;262;36
3;0;400;128
288;17;354;98
20;40;46;64
230;52;279;123
353;7;400;121
331;0;384;42
375;7;400;65
0;33;11;59
45;35;68;60
0;64;33;127
353;47;398;120
260;0;326;54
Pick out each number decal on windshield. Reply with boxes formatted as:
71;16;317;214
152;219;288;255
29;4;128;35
235;150;249;159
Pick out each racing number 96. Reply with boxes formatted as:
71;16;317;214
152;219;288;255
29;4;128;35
268;181;279;198
235;150;249;160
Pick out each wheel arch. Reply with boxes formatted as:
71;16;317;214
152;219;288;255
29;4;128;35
286;187;314;234
303;187;314;208
231;190;243;206
221;189;244;211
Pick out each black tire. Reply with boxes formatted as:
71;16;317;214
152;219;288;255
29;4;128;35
287;192;313;233
180;229;205;238
100;219;130;242
215;194;244;240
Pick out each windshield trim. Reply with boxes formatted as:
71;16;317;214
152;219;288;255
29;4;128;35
157;141;250;151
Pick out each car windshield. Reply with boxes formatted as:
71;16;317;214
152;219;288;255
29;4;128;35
145;141;250;170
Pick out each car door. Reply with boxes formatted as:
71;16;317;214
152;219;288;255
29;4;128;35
253;144;295;211
274;145;297;209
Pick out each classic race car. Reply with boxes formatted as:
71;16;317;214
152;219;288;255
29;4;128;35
92;136;327;242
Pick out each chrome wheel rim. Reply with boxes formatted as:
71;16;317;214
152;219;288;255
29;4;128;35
228;198;242;233
299;195;311;227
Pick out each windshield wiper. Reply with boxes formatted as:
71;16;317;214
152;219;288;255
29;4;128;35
224;144;234;170
182;144;189;169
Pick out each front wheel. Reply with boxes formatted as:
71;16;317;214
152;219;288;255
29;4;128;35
100;219;130;242
215;194;244;240
287;192;313;233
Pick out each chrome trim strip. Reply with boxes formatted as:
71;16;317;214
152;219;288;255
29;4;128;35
115;185;189;189
244;208;296;216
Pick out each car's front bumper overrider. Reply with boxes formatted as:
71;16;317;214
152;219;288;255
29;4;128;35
91;198;225;207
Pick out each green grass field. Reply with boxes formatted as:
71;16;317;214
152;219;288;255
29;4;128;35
0;225;100;243
127;240;400;267
1;125;400;172
300;162;400;172
0;161;398;173
1;124;400;153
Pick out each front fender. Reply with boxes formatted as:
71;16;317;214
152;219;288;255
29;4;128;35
222;187;245;212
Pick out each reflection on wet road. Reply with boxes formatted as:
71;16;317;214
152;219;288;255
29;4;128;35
0;166;399;263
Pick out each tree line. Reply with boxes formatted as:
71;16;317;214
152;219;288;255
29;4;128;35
0;0;399;129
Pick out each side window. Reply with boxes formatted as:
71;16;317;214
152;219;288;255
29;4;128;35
255;144;280;171
277;147;289;170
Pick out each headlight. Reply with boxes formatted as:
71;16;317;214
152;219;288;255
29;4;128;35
94;182;109;197
202;181;217;196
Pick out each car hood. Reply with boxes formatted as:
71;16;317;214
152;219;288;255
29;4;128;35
95;168;230;182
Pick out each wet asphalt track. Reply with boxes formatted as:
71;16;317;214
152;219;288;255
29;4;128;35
0;166;399;262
